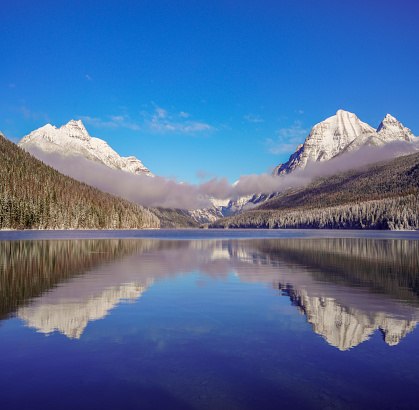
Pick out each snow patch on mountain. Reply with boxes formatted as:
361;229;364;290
18;120;154;177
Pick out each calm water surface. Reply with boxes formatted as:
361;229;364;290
0;230;418;409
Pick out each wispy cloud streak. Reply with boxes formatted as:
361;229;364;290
80;115;140;130
199;140;419;200
143;105;214;134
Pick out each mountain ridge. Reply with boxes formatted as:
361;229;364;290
12;110;419;224
273;110;417;176
18;119;154;177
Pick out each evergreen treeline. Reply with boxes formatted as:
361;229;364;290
211;152;419;230
0;134;160;229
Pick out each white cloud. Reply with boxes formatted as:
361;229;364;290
79;116;117;128
21;106;37;120
19;106;49;122
155;107;167;119
79;105;213;135
184;123;212;132
25;139;419;209
267;121;309;154
195;169;213;180
27;149;210;210
85;74;92;81
80;115;140;130
144;105;214;134
110;115;125;122
244;114;264;123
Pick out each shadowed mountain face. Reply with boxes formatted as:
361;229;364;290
1;237;418;349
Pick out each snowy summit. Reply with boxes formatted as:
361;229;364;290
273;110;417;176
18;120;154;177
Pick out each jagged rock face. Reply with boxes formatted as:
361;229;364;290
376;113;415;142
273;110;417;176
188;193;277;224
0;131;5;139
186;206;224;224
18;120;154;177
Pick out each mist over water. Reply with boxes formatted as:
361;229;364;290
28;140;418;209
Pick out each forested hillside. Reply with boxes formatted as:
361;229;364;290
0;133;160;229
210;152;419;230
151;207;200;228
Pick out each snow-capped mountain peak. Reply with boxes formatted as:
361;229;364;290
273;109;375;176
273;110;416;176
376;114;414;142
59;119;90;141
18;120;154;177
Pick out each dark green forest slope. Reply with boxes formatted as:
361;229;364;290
210;152;419;230
0;132;163;230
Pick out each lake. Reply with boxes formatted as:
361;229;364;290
1;229;419;409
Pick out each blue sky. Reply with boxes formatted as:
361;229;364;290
1;0;418;184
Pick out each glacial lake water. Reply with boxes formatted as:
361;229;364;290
1;229;419;409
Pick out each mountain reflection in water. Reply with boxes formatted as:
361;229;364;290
1;237;418;349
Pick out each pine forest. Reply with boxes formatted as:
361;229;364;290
0;134;160;230
210;152;419;230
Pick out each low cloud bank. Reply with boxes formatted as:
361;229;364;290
200;140;419;201
28;140;418;210
28;148;208;210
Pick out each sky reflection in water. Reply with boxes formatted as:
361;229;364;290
0;236;418;409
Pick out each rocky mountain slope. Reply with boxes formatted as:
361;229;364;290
210;110;417;219
18;119;154;177
210;151;419;230
273;110;416;176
